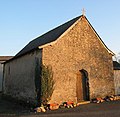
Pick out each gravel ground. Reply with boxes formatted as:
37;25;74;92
1;94;120;117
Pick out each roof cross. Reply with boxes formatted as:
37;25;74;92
82;8;86;16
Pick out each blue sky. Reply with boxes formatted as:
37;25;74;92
0;0;120;56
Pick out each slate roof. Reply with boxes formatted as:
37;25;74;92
113;61;120;70
5;15;114;63
15;16;81;58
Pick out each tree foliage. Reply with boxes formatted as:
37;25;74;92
41;65;55;103
114;52;120;63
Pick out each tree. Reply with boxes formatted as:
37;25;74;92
41;65;55;104
114;52;120;63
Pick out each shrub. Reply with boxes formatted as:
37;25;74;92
41;65;55;104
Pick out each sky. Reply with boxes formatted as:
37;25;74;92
0;0;120;56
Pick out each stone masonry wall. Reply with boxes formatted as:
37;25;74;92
42;16;114;103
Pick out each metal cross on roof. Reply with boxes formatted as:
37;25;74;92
82;8;86;16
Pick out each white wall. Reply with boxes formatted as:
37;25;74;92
0;63;3;91
3;49;42;103
114;70;120;95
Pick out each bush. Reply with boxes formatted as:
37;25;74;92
41;65;55;104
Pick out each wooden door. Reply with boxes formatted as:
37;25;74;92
76;69;89;102
76;71;83;102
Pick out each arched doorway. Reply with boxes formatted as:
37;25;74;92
76;69;90;102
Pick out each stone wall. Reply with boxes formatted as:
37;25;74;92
42;16;114;103
3;49;42;103
114;70;120;95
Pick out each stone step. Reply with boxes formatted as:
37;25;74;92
77;101;90;106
